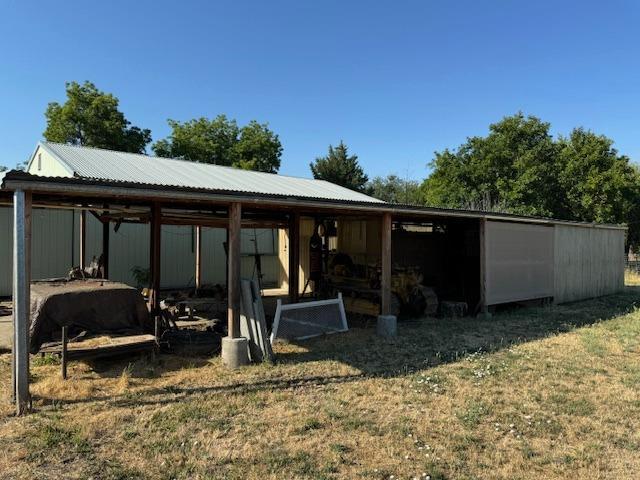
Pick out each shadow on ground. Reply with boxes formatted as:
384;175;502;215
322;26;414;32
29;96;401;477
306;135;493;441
29;287;640;411
277;287;640;374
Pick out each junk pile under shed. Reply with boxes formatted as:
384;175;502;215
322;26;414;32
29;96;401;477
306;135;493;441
31;279;152;353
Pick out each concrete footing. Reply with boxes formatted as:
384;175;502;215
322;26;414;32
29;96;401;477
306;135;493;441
221;336;249;368
377;315;397;337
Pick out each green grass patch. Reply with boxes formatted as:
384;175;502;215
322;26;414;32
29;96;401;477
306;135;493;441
457;400;491;429
32;353;60;367
27;418;92;460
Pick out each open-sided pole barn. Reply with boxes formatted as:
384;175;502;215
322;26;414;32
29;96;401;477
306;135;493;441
0;142;627;415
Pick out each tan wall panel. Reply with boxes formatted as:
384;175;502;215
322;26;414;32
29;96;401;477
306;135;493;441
554;225;624;303
337;218;382;265
485;221;554;305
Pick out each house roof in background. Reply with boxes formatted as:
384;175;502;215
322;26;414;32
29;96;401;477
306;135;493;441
30;142;384;204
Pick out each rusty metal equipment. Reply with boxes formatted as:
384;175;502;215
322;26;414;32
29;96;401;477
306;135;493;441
325;253;438;318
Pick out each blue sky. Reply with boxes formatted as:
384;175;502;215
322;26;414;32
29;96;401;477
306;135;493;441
1;1;639;179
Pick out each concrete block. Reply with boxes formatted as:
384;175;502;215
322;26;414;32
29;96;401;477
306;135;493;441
377;315;397;337
221;336;249;369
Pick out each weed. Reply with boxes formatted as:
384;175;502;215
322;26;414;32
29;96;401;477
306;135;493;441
32;354;60;367
457;400;491;429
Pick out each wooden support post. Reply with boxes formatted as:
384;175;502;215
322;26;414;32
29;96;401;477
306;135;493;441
380;212;392;316
61;326;68;380
195;225;202;292
148;203;161;317
227;203;242;338
102;205;110;279
79;209;86;271
12;189;31;415
288;212;300;303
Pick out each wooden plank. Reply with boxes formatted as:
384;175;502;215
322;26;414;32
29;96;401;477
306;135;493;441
148;203;161;315
380;212;392;316
195;225;202;292
288;212;300;303
12;189;31;415
41;334;157;359
227;202;242;338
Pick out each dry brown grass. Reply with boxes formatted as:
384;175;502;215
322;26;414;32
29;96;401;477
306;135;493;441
625;269;640;286
1;289;640;479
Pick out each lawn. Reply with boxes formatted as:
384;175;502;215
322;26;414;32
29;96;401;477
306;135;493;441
1;287;640;479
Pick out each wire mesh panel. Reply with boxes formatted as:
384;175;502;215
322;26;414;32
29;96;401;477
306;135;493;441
270;293;348;342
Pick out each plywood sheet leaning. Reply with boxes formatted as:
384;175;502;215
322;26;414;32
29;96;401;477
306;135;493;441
239;278;273;362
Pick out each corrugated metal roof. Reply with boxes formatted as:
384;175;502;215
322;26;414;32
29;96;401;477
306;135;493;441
36;142;384;204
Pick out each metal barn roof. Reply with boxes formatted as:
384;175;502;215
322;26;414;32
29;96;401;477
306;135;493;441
31;142;384;204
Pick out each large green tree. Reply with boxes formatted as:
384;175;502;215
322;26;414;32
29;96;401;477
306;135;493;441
557;128;636;224
310;141;368;191
422;113;639;246
422;113;563;217
152;116;282;173
233;120;283;173
366;174;423;204
44;81;151;153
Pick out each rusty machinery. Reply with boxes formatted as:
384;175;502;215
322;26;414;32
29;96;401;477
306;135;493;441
325;254;437;318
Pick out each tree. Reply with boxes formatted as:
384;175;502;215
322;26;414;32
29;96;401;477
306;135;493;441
366;174;423;204
422;113;563;217
233;121;283;173
44;81;151;153
152;116;282;173
422;112;639;248
310;141;368;191
557;128;636;223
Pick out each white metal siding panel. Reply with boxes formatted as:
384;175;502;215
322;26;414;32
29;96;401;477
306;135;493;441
161;225;197;288
554;225;625;303
201;227;228;285
485;221;555;305
27;147;73;177
108;222;150;287
0;207;11;296
31;208;75;280
0;207;281;296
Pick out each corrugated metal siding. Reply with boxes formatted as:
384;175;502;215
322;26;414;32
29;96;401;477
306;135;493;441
37;142;383;204
485;221;555;305
554;225;625;303
31;209;75;279
0;207;280;296
0;207;12;296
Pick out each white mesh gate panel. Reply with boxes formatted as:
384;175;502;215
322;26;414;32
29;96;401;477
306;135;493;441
270;293;348;342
